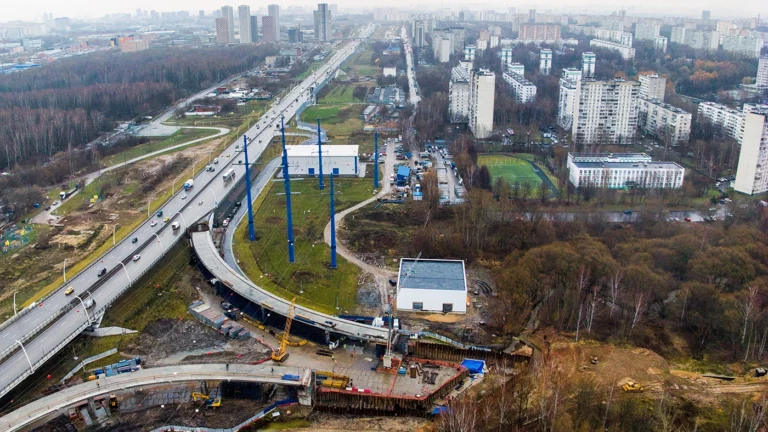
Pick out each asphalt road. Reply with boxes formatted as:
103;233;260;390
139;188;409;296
401;26;421;107
0;24;375;399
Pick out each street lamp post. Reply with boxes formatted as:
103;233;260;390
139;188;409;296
63;259;68;283
15;340;33;373
175;212;186;227
113;224;118;246
151;233;163;248
117;262;131;286
13;292;17;316
74;296;92;326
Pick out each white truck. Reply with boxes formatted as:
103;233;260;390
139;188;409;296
171;222;181;230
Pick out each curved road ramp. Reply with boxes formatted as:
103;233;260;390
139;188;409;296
0;364;311;432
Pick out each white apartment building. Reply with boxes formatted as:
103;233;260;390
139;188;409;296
221;6;235;44
572;79;640;145
503;72;537;103
563;67;582;82
634;23;660;41
238;5;252;43
697;102;745;142
638;98;692;143
508;62;525;76
567;153;685;189
670;27;687;44
469;69;496;138
489;35;499;48
314;3;332;42
639;74;666;101
685;29;720;51
735;105;768;195
557;77;580;130
582;52;596;78
433;37;451;62
721;35;763;58
477;39;488;50
448;62;472;123
499;48;513;66
464;45;476;61
758;56;768;88
590;39;636;60
540;49;552;75
654;36;668;52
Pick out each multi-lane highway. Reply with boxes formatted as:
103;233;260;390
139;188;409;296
0;23;376;400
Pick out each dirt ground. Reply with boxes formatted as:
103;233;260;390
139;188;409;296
105;399;273;431
122;319;272;366
297;413;430;432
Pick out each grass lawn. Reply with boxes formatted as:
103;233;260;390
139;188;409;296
103;128;219;167
478;154;543;189
320;85;363;104
301;105;364;137
232;175;377;315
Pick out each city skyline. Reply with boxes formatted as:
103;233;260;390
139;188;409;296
2;1;764;22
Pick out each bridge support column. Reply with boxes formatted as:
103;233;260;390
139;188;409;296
87;397;97;416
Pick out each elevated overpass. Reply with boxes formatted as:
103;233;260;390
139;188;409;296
0;364;311;432
0;23;377;401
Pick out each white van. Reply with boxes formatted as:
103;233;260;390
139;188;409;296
171;222;181;230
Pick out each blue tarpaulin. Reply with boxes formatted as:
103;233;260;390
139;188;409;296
461;359;486;374
432;406;450;415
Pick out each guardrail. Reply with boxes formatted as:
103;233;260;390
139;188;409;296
60;348;117;383
0;37;366;401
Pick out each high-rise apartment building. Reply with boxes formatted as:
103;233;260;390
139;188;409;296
684;29;719;51
721;35;763;58
557;77;580;130
654;36;668;52
582;52;596;78
413;20;426;47
518;24;560;43
262;16;277;43
464;45;476;61
539;49;552;76
508;63;525;76
670;27;686;44
634;23;660;41
221;6;235;44
563;68;582;82
503;72;537;103
638;98;692;143
572;79;640;145
288;27;303;43
757;56;768;87
469;69;496;138
434;37;451;62
528;9;536;24
639;74;666;101
250;16;259;42
268;5;280;42
448;62;472;123
735;105;768;195
702;10;711;22
238;5;252;43
215;17;230;44
314;3;332;42
697;102;746;142
499;48;513;66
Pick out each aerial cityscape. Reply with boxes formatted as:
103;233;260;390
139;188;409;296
0;2;767;431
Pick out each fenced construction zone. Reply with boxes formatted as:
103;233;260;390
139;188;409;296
477;154;558;197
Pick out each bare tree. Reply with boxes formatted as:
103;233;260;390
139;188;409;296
609;269;623;317
739;286;761;345
586;285;599;334
629;292;647;337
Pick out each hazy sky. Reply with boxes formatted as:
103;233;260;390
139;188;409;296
3;0;762;22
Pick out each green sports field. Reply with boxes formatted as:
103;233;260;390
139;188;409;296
478;154;543;188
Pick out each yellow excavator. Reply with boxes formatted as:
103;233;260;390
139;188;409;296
622;381;644;392
271;298;296;362
192;386;222;408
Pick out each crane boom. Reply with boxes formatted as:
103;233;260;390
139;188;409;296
271;297;297;362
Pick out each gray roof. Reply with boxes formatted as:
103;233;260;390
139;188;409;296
398;259;466;292
573;161;683;169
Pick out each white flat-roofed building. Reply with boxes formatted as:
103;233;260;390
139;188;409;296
671;27;686;44
499;48;513;66
638;98;692;143
758;56;768;87
634;23;660;41
589;39;635;59
581;52;596;78
285;145;359;176
503;72;537;103
563;67;582;82
567;152;685;189
697;101;745;142
469;68;495;138
721;35;763;58
464;45;476;61
557;77;580;130
572;79;640;145
383;67;396;77
449;62;471;123
735;105;768;195
395;258;468;314
639;73;666;101
508;62;525;75
540;49;552;75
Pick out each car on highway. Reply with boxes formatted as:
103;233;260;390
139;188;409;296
685;217;692;222
182;195;187;200
164;216;170;222
132;254;141;262
150;221;157;227
223;218;230;227
65;287;74;295
213;158;219;164
97;268;107;277
132;237;138;243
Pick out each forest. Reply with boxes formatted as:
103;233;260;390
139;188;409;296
0;44;277;171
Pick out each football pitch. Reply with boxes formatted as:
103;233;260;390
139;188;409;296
478;154;543;188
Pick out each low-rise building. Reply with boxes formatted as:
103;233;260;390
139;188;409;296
395;258;468;314
638;98;692;143
503;71;537;103
567;152;685;189
382;67;397;77
286;145;359;176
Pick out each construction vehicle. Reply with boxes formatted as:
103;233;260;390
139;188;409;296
271;297;296;362
109;394;118;410
622;381;643;392
192;387;222;408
